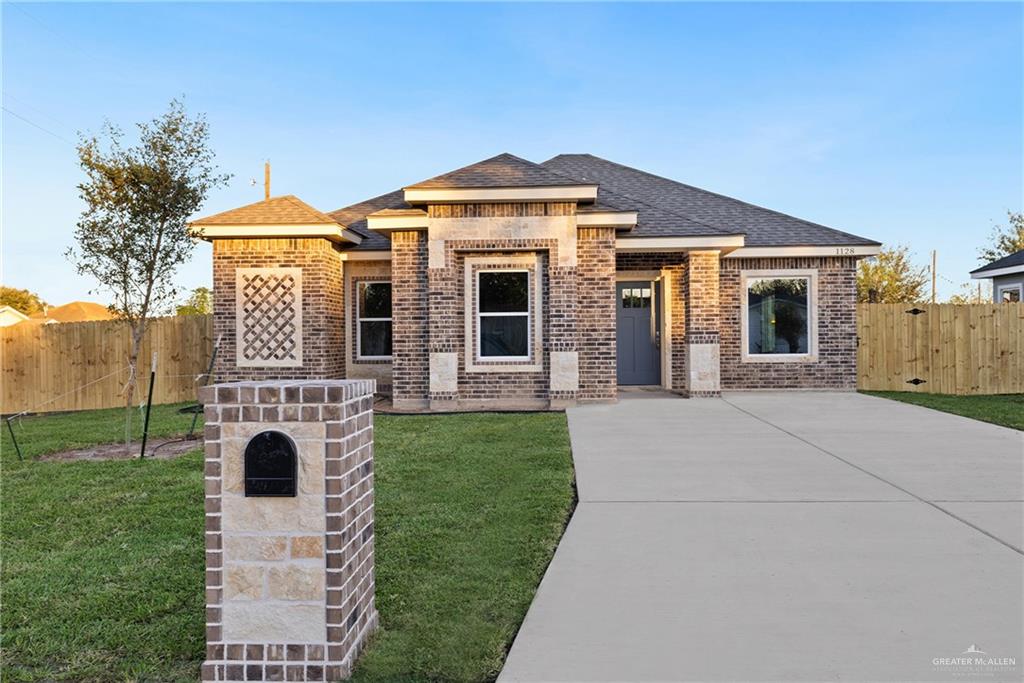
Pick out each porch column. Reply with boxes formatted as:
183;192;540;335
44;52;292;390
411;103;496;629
575;227;616;402
426;230;459;411
685;250;721;397
390;231;430;410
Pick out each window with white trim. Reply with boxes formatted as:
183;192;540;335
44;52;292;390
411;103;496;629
743;274;815;359
356;281;392;359
477;270;530;360
997;284;1022;303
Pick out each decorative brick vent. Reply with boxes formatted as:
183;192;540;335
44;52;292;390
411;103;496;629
200;379;378;682
237;268;304;367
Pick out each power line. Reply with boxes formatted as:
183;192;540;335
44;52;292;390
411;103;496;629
2;106;75;145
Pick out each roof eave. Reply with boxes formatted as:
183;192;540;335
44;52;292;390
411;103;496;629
971;263;1024;279
190;223;363;245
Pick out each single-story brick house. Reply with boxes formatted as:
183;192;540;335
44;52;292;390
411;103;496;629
191;153;880;410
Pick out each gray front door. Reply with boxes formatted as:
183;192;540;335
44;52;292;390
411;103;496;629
616;281;660;385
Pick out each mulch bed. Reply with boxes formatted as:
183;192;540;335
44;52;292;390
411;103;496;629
38;436;203;462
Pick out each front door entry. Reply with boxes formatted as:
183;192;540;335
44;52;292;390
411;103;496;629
616;281;661;385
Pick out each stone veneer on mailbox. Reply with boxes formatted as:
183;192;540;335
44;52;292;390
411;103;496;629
200;379;377;682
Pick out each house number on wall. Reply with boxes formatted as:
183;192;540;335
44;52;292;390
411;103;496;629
244;431;298;497
835;247;855;255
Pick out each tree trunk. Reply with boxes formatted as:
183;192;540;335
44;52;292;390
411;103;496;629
124;323;145;453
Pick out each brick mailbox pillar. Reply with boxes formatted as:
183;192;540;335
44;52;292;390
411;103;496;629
200;379;378;682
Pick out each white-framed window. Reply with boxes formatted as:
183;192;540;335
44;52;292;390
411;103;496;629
476;269;531;361
740;269;818;362
996;283;1022;303
356;281;392;360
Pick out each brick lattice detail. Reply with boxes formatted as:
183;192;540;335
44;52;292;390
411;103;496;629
200;379;377;682
237;268;302;366
213;239;344;382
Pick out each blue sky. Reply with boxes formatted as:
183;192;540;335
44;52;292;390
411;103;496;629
2;2;1021;305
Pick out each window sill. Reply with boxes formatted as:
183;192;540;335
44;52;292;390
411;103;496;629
740;354;818;364
465;359;543;373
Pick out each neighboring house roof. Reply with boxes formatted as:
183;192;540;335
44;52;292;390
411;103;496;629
192;195;343;226
970;249;1024;278
0;306;30;327
405;153;588;189
27;301;115;324
542;154;878;247
326;152;877;251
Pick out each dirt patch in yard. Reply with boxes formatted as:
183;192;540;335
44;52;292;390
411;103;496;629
38;436;203;462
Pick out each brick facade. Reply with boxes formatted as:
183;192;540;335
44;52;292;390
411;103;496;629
210;229;859;407
720;257;858;390
213;239;344;382
577;228;617;401
390;231;430;409
200;379;377;682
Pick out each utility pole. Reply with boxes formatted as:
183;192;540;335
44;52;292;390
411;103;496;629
931;250;937;304
264;160;271;200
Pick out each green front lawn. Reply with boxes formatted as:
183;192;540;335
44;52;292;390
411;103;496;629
863;392;1024;431
1;407;574;682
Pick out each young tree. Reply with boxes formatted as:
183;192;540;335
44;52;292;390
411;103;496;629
856;245;929;303
68;99;229;446
978;211;1024;263
176;286;213;315
0;286;48;316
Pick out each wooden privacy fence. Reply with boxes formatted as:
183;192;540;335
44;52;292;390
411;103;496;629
1;314;214;415
857;303;1024;395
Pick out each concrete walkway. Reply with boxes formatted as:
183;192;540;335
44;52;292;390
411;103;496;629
500;393;1023;682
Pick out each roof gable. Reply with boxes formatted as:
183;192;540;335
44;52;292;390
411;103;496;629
191;195;341;226
405;153;589;189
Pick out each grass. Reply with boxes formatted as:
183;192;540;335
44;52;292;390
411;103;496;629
1;405;574;682
1;402;202;460
863;391;1024;430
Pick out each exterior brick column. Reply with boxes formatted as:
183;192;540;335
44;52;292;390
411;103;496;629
684;250;722;397
200;379;378;682
577;227;616;402
427;246;459;411
212;238;344;383
390;231;429;410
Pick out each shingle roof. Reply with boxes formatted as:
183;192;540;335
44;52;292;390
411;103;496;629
328;152;878;251
971;249;1024;275
542;154;878;247
406;153;590;189
191;195;342;226
590;185;738;238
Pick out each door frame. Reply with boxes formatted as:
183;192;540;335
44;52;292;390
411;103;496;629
616;270;668;388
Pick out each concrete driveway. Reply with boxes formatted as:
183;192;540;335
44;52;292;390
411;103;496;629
500;393;1023;682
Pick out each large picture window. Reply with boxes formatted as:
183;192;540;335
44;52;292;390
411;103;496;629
743;273;816;359
477;270;530;359
357;281;392;359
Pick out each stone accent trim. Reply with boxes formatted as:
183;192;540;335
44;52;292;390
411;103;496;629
200;380;377;682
